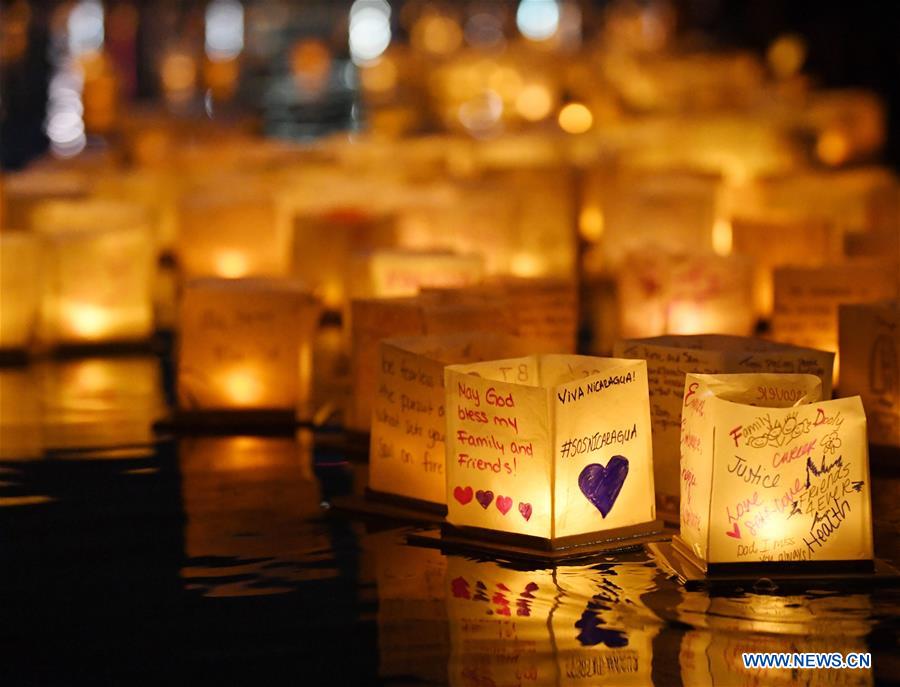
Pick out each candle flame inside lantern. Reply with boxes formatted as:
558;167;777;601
579;205;604;242
215;250;249;279
66;303;112;339
712;217;733;256
222;368;265;406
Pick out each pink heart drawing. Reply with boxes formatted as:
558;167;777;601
518;502;532;521
475;490;494;509
496;495;513;515
454;486;473;505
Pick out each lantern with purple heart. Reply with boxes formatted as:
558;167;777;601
442;355;661;558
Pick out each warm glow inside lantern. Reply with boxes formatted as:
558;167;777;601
369;333;537;510
617;251;755;339
0;231;39;349
177;278;319;417
839;300;900;446
31;199;156;345
676;372;873;573
615;335;834;521
348;295;511;433
771;261;899;380
177;186;290;279
444;355;656;547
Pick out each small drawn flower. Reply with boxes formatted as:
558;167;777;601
822;430;842;455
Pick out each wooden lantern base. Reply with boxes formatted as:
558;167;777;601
649;537;900;591
408;519;669;564
330;488;447;524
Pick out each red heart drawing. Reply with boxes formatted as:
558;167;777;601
518;502;532;521
496;495;513;515
454;486;473;505
726;522;741;539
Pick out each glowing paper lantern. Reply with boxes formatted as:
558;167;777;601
444;355;656;548
3;167;87;230
617;251;755;339
839;300;900;446
31;199;156;345
369;333;538;509
348;295;511;432
0;232;39;349
350;250;485;300
292;208;396;310
614;335;834;521
177;186;290;279
730;214;842;317
771;262;898;377
177;278;319;417
676;372;873;572
602;170;719;265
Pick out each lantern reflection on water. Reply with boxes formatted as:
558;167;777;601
30;199;156;345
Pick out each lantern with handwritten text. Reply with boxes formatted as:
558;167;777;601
0;232;39;349
31;199;156;345
839;300;900;446
676;372;873;573
349;250;485;300
369;333;538;511
615;335;834;521
444;355;658;550
177;278;319;418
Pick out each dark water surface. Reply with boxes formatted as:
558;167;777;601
2;355;899;685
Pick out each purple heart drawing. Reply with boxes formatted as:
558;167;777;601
578;456;629;518
475;490;494;509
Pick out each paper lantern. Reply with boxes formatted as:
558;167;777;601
676;372;873;573
444;355;657;548
179;432;322;595
348;295;511;432
37;355;165;449
369;333;538;510
31;199;156;345
839;300;900;446
349;250;485;300
614;335;834;521
0;232;39;349
617;251;755;339
730;214;842;317
425;277;579;353
771;261;898;378
602;170;719;266
292;208;396;310
3;167;87;230
177;278;319;417
177;186;290;279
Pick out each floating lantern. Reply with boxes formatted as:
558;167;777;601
617;251;755;339
350;249;485;300
292;208;396;310
675;372;873;574
730;214;841;317
0;232;39;349
177;278;319;418
615;335;834;521
30;199;155;346
771;261;899;379
369;333;537;511
602;170;719;266
348;295;511;433
177;185;290;279
444;355;659;554
3;167;87;231
839;300;900;446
